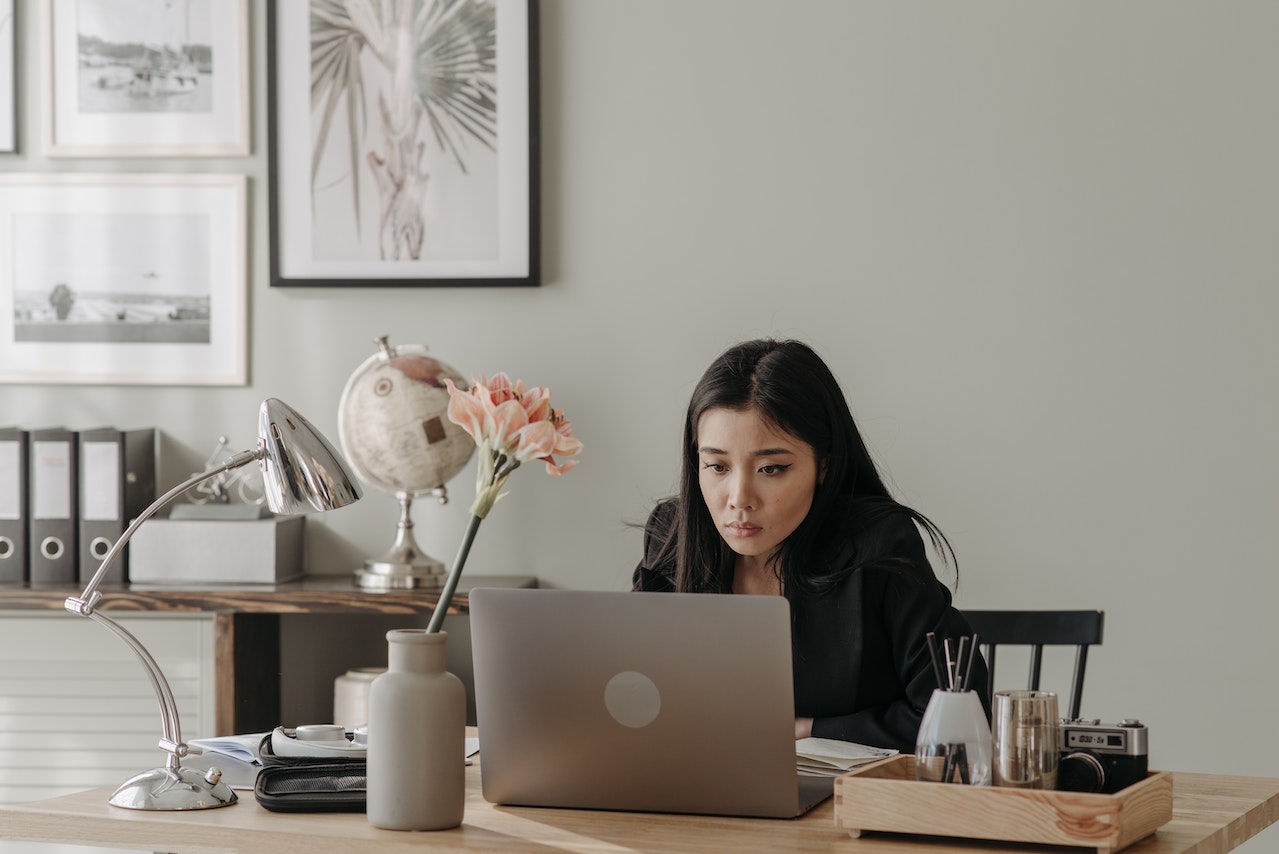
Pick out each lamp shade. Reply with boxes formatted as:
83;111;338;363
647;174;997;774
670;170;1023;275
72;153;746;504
259;398;363;514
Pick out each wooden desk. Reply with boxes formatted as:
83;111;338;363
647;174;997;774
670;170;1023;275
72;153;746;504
1;762;1276;854
0;575;535;735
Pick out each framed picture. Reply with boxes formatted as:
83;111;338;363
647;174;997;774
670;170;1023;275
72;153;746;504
0;0;13;153
268;0;539;287
44;0;249;157
0;174;247;386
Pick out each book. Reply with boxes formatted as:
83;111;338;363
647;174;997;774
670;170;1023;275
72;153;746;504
188;732;268;765
186;732;269;791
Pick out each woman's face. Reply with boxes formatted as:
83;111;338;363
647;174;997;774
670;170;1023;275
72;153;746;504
695;407;821;568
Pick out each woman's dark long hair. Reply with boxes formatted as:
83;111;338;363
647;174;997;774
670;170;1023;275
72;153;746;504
651;339;954;597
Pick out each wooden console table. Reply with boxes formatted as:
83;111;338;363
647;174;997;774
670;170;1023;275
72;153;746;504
0;575;535;735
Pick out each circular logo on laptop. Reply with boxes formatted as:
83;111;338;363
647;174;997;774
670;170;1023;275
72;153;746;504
604;670;661;728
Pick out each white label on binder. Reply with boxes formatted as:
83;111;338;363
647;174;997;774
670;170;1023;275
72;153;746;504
0;442;18;520
82;441;120;522
32;440;71;519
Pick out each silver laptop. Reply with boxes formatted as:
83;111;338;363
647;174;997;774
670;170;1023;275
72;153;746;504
469;588;833;818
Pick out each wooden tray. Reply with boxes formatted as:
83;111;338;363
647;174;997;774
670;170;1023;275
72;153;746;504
833;755;1172;854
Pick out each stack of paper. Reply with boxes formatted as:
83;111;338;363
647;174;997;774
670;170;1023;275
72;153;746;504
795;737;897;777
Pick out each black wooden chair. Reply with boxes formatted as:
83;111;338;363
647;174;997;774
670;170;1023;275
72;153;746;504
962;610;1104;721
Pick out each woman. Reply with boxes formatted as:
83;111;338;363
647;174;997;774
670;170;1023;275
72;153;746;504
633;339;988;752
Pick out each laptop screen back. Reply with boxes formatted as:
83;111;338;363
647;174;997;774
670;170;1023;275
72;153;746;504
470;588;807;818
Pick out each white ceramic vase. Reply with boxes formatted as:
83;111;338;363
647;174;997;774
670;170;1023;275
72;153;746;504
366;629;466;830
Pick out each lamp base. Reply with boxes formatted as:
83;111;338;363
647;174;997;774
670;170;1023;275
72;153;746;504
108;766;238;810
355;556;447;590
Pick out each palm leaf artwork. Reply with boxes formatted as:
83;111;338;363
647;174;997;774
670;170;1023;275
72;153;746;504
415;0;498;170
308;0;498;259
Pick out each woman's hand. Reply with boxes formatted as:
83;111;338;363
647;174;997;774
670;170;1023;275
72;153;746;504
795;716;813;740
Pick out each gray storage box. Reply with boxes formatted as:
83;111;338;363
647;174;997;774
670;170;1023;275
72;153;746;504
128;515;305;584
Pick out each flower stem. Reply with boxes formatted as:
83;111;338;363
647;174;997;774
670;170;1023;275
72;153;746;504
426;513;484;634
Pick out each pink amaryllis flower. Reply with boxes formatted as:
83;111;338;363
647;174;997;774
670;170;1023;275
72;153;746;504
445;374;582;504
427;373;582;633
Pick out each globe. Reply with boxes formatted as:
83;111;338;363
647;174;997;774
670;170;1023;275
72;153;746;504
337;337;476;589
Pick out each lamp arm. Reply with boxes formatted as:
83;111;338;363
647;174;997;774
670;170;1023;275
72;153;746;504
62;447;262;762
87;610;189;765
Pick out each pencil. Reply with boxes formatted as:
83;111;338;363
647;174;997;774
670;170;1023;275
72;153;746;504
963;633;980;692
943;638;955;691
926;632;945;690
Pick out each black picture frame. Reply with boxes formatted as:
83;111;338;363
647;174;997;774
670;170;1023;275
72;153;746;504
267;0;540;288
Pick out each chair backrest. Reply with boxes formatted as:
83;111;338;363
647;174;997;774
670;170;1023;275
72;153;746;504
962;610;1104;721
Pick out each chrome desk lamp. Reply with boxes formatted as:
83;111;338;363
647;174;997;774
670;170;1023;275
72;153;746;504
64;399;363;810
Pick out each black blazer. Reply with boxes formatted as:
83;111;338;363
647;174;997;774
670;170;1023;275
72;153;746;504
633;501;989;752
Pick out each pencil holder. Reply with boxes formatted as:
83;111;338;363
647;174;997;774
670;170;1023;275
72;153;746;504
914;689;993;786
992;690;1059;789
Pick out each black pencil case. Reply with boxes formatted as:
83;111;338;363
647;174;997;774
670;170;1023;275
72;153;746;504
253;762;367;813
252;732;367;813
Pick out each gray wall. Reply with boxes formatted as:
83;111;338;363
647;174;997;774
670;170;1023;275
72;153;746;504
3;0;1275;796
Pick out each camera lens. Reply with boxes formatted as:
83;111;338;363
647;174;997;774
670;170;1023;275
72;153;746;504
1058;751;1105;793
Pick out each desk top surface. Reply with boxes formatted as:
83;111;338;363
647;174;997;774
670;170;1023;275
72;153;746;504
2;761;1276;854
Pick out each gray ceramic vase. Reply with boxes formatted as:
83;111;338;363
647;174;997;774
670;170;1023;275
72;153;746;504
366;629;466;830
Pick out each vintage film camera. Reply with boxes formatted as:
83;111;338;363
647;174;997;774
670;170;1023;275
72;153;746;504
1057;718;1148;793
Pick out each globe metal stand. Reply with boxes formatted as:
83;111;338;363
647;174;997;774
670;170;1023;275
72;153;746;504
355;487;450;589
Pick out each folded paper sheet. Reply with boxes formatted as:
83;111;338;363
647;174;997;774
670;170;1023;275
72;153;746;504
796;737;897;777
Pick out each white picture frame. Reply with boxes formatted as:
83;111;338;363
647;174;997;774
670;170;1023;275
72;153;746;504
268;0;539;287
0;0;14;153
0;174;247;386
44;0;249;157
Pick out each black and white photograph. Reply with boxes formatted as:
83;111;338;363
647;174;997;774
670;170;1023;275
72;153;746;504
269;0;538;287
0;174;246;385
0;0;14;153
12;211;212;344
45;0;248;156
75;0;214;114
